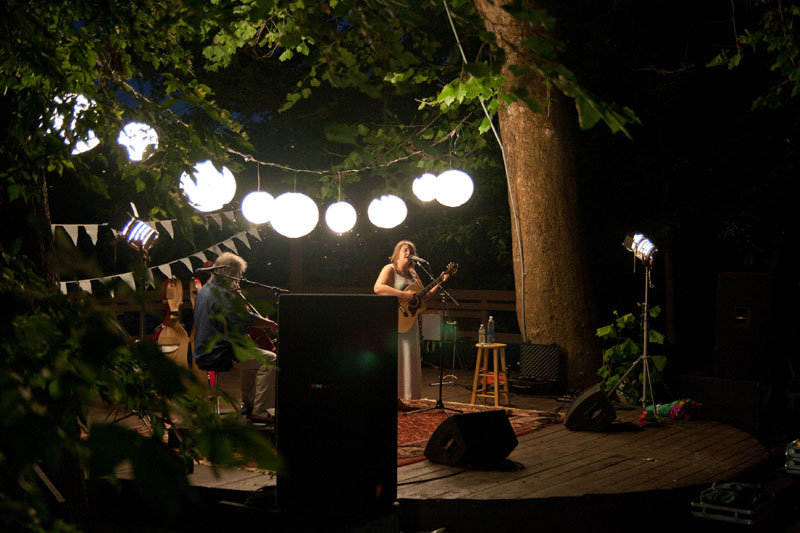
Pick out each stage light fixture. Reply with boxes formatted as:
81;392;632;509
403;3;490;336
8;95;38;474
120;203;159;254
623;233;657;264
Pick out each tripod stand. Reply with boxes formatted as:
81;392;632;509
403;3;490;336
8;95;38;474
405;268;461;416
610;265;658;411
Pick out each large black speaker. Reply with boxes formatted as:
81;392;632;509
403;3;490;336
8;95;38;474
424;410;518;466
276;294;397;515
564;383;616;431
715;272;774;381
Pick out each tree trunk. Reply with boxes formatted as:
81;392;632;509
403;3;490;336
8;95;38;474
474;0;600;392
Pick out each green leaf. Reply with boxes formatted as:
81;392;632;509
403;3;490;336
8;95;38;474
650;355;668;372
648;329;665;345
596;325;616;338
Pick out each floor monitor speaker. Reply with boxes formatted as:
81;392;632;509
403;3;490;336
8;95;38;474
424;410;518;466
276;294;397;516
564;383;616;431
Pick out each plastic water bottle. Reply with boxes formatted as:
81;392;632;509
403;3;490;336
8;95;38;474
478;324;486;344
487;316;495;344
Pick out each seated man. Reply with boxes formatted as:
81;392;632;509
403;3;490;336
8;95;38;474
192;252;278;423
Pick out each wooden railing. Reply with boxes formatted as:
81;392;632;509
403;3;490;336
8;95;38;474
103;286;522;344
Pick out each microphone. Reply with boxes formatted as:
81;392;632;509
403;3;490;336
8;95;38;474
195;265;226;273
410;255;429;264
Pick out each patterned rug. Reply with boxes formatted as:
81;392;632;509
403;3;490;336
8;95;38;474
397;398;563;466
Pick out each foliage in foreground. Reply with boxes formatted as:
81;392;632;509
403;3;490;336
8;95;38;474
596;305;667;405
0;245;280;532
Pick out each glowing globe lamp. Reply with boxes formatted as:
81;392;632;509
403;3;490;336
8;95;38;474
325;201;357;234
271;192;319;238
241;191;275;225
367;195;407;229
179;160;237;213
412;172;438;202
117;122;159;161
435;169;474;207
51;94;100;155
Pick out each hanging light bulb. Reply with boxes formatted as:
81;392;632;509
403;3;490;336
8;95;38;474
325;201;357;234
367;194;407;229
435;169;474;207
241;191;275;224
179;160;237;212
49;93;100;155
117;121;159;161
412;172;438;202
270;192;319;238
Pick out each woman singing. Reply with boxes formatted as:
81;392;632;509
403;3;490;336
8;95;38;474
374;240;448;405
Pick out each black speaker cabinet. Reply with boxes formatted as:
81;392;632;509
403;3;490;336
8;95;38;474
276;294;397;515
564;383;616;431
715;272;774;382
424;410;518;466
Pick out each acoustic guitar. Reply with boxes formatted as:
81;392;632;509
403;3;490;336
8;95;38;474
397;262;458;333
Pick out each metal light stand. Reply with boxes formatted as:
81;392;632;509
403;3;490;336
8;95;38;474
405;261;461;416
610;265;658;412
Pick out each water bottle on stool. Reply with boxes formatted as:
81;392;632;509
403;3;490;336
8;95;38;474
487;316;495;344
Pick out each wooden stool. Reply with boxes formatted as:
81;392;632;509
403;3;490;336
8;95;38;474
470;343;510;407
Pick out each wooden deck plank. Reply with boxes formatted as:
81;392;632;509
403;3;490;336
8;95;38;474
100;366;770;502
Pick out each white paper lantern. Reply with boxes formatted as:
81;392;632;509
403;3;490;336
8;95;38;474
270;192;319;238
117;121;159;161
367;194;407;229
325;201;357;234
436;169;474;207
50;94;100;155
241;191;275;224
179;160;237;212
412;172;438;202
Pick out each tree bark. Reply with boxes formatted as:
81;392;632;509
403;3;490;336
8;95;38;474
474;0;600;391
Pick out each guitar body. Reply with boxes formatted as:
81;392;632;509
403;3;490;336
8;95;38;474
396;262;458;333
398;285;427;333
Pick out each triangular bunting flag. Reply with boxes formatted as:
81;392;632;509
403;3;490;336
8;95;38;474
179;257;193;272
159;220;175;239
210;213;223;229
235;231;251;250
63;225;80;245
209;245;222;256
119;272;136;291
224;210;237;224
157;264;173;279
59;282;69;295
192;251;208;264
85;225;99;245
222;239;237;254
248;227;261;241
78;279;92;293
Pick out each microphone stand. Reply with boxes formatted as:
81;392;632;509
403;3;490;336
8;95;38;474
405;260;461;416
213;273;290;296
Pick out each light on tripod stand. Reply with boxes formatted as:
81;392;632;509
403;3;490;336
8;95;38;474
623;233;657;264
120;218;158;254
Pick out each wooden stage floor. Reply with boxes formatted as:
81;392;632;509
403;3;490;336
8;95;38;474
107;366;800;531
